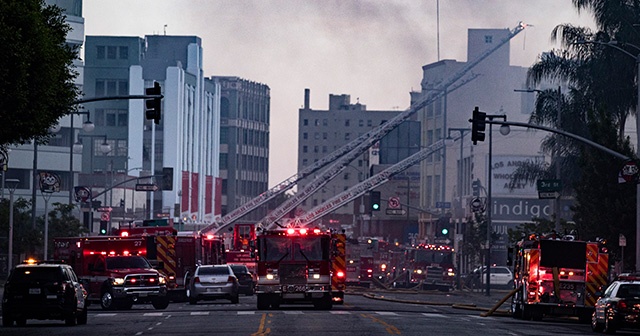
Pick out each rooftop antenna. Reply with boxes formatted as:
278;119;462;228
164;24;167;35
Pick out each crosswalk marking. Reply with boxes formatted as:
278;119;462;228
283;311;304;314
375;312;398;316
190;312;210;316
238;311;256;315
422;313;449;318
144;312;164;317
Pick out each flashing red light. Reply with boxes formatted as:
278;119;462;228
149;278;155;282
120;231;129;237
300;228;308;235
123;250;130;256
367;269;373;273
130;278;136;283
313;228;321;234
337;271;345;278
287;228;295;235
206;234;215;240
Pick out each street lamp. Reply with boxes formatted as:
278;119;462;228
68;111;95;204
445;127;470;290
74;134;112;173
6;178;20;272
575;39;640;271
485;113;509;296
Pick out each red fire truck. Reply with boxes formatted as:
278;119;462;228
255;227;337;310
403;243;456;290
55;221;225;304
224;223;257;270
53;236;170;310
510;235;609;322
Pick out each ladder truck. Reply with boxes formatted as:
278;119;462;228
196;21;528;236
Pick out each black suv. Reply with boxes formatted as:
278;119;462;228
2;261;88;327
229;264;255;295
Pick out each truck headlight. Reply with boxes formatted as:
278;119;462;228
112;277;125;285
159;276;166;285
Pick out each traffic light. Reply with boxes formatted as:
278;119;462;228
470;106;486;145
119;199;125;207
145;81;162;124
99;221;108;235
438;216;451;237
370;191;381;211
472;180;481;197
162;167;174;191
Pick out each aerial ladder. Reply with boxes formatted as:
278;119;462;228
199;22;527;235
257;22;528;230
288;139;446;227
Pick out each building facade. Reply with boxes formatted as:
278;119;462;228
214;76;270;222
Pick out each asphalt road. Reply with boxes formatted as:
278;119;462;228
0;288;602;336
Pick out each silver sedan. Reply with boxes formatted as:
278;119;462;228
187;265;240;304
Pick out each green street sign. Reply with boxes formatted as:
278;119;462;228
537;179;562;192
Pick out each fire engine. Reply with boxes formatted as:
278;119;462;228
55;220;225;304
406;244;456;291
53;236;169;310
255;227;336;310
510;234;609;322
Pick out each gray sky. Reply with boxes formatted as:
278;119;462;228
83;0;596;187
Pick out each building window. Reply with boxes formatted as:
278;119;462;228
323;132;327;140
220;127;228;144
485;35;493;44
323;119;328;126
367;120;372;127
303;132;308;140
119;46;128;59
359;119;364;127
302;159;308;166
314;132;320;140
303;119;308;126
314;119;320;126
345;119;350;127
118;81;128;96
314;146;319;153
107;46;117;59
303;146;308;153
322;146;327;153
345;133;350;141
95;80;105;97
96;46;105;59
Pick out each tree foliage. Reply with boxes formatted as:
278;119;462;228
0;0;80;146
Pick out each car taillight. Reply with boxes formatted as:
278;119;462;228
194;277;200;284
618;300;628;310
337;271;345;278
228;276;236;283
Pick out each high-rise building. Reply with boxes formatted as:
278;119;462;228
83;35;222;230
214;76;270;222
296;89;403;226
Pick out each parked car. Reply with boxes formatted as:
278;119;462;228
463;266;513;288
187;264;239;304
229;264;255;295
2;260;88;327
592;279;640;333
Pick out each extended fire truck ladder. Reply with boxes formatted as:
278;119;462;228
257;22;528;229
281;139;446;228
201;21;527;235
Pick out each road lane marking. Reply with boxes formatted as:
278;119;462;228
375;312;399;316
422;313;449;318
144;312;164;317
330;311;351;314
283;311;304;314
252;313;271;336
238;311;256;315
191;312;210;316
361;313;401;335
96;313;117;317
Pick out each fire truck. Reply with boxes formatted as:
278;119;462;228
53;236;170;310
510;235;609;322
55;220;225;304
255;227;337;310
406;244;456;291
